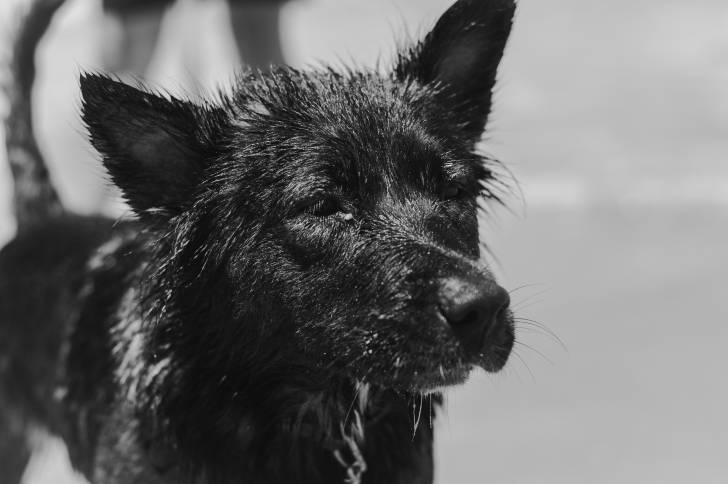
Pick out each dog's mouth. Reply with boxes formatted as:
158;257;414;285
407;364;473;393
415;320;514;392
465;309;515;373
351;308;515;394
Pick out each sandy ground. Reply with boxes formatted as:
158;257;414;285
1;0;727;482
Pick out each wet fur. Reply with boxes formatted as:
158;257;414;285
0;1;516;482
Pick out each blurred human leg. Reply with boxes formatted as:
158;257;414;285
227;0;287;70
101;0;173;77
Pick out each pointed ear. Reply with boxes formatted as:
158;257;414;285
395;0;515;143
80;74;226;218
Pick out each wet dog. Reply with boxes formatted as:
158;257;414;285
0;0;516;482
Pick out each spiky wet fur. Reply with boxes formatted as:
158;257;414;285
0;1;517;482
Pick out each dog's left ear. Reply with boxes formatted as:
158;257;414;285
80;74;226;219
395;0;515;143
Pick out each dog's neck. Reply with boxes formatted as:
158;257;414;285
122;334;437;483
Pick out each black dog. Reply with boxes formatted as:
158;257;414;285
0;0;516;482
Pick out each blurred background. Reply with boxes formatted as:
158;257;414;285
1;0;727;482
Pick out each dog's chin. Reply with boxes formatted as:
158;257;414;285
476;352;510;373
411;365;473;394
362;364;474;394
474;332;515;373
337;337;515;394
409;343;514;394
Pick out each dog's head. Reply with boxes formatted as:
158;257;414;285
82;0;516;393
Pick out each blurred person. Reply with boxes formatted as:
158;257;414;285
101;0;288;78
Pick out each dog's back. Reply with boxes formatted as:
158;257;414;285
0;216;114;420
0;1;123;478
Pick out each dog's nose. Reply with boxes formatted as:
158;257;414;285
438;277;510;356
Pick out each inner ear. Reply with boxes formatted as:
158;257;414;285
395;0;516;142
80;73;227;218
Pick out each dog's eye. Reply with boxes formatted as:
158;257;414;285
300;197;343;217
442;184;463;200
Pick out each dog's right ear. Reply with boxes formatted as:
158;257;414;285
80;74;225;219
395;0;515;144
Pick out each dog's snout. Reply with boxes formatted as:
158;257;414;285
438;277;510;356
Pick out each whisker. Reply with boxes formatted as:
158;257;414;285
512;287;551;308
503;354;523;383
512;350;536;382
515;318;567;350
515;325;564;349
429;394;433;429
512;298;544;312
508;283;548;295
411;394;424;440
344;382;363;425
514;341;553;365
